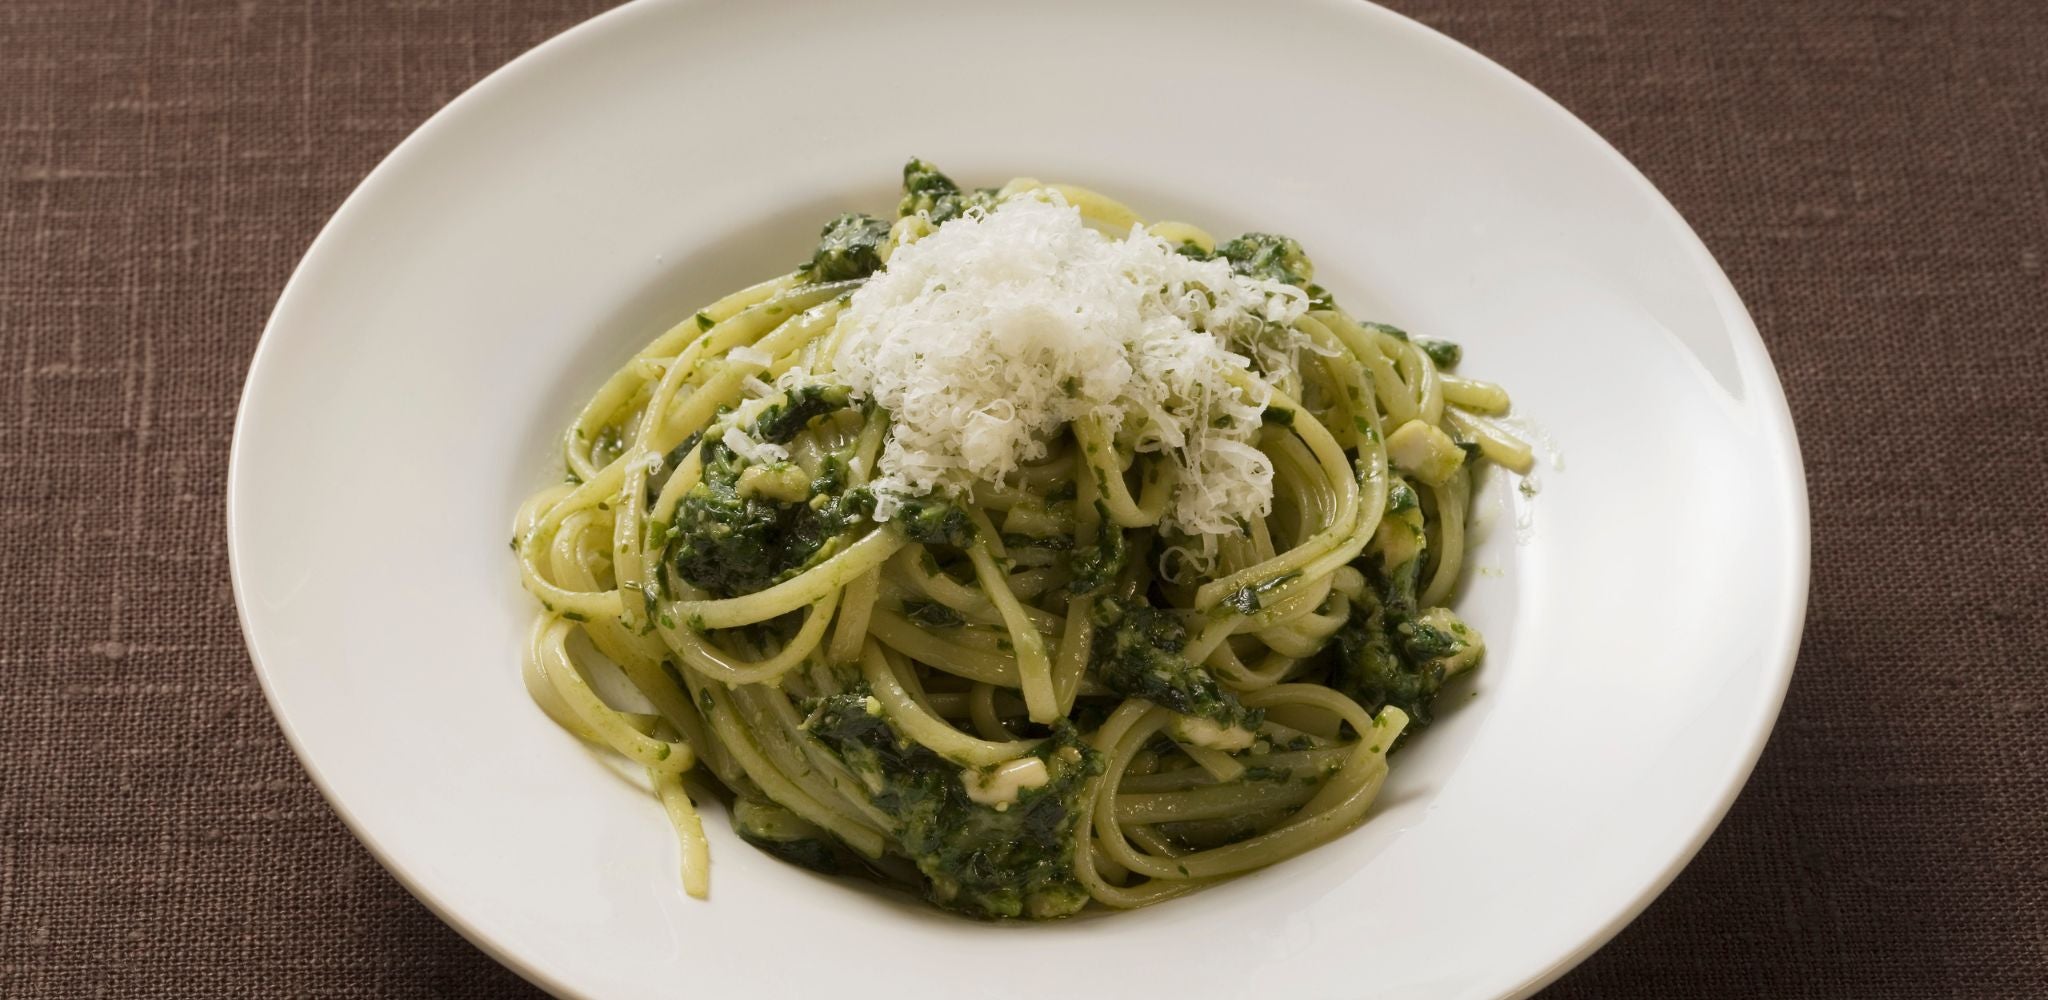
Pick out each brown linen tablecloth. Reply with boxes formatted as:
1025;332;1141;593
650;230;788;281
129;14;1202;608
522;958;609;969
3;1;2043;996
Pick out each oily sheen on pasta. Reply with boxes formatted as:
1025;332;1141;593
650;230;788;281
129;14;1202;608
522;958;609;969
512;162;1530;919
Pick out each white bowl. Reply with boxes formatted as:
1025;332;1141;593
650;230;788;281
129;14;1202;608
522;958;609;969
228;1;1808;997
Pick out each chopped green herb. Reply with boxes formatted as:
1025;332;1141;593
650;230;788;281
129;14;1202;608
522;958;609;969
807;213;890;282
899;159;998;224
752;383;852;444
1387;479;1419;514
664;427;873;598
1067;502;1126;595
1218;233;1313;288
1000;532;1074;551
1088;596;1259;731
903;600;966;629
807;688;1102;918
894;498;975;548
1417;337;1461;368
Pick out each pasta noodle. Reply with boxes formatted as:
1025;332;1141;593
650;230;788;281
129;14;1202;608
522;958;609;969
512;161;1527;919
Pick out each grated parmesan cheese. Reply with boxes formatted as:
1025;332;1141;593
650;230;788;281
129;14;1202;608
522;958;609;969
832;194;1309;535
722;425;788;466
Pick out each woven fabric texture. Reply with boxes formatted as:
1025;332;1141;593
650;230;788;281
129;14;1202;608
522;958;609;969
2;1;2042;996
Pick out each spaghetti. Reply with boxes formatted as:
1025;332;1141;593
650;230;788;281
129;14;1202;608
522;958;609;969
513;161;1528;918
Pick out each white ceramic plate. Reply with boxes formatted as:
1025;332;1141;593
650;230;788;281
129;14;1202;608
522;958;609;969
229;1;1808;996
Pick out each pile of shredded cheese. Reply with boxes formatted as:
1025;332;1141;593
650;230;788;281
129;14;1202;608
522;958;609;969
830;194;1310;536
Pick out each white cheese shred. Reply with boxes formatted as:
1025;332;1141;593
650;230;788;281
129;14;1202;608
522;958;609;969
722;425;787;467
832;194;1308;535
